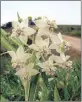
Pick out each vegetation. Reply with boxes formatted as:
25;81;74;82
56;25;81;37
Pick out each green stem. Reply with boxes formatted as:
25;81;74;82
24;78;30;102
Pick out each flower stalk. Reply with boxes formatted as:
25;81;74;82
24;78;30;102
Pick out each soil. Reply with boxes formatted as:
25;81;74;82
63;35;81;60
63;35;81;51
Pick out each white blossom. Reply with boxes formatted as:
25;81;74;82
8;46;32;68
35;17;58;37
11;19;36;44
49;32;70;53
37;55;57;72
15;63;39;79
28;35;51;57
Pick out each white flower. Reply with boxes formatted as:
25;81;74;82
49;32;70;53
35;17;57;29
28;35;51;56
8;46;32;68
35;17;58;37
37;26;57;37
15;63;39;78
51;54;72;69
34;17;48;28
52;53;70;64
49;20;58;29
11;19;36;44
37;55;57;72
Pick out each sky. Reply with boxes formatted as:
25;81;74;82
1;1;81;25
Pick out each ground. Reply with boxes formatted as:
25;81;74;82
63;35;81;51
63;35;81;59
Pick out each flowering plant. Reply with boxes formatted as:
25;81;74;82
1;13;72;101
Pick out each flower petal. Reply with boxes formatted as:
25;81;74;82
49;44;57;49
35;36;45;48
11;31;17;37
12;21;20;29
60;52;66;62
35;19;47;28
53;55;64;63
16;46;25;59
58;32;63;42
21;18;28;26
66;55;70;61
50;20;58;29
22;53;32;62
19;35;28;45
28;68;39;76
36;52;41;60
23;27;36;36
29;44;39;51
26;63;34;69
44;38;49;48
38;26;51;37
50;34;61;44
8;51;17;61
26;63;39;76
15;68;25;77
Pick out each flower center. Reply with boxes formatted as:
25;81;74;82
16;28;24;36
12;59;24;69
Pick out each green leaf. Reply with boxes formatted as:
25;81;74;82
41;72;49;87
54;85;61;101
1;28;24;46
1;28;9;37
1;36;16;51
64;87;70;100
9;37;24;46
1;96;8;102
39;74;49;101
29;74;40;101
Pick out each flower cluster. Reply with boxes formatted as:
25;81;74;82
8;16;72;81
